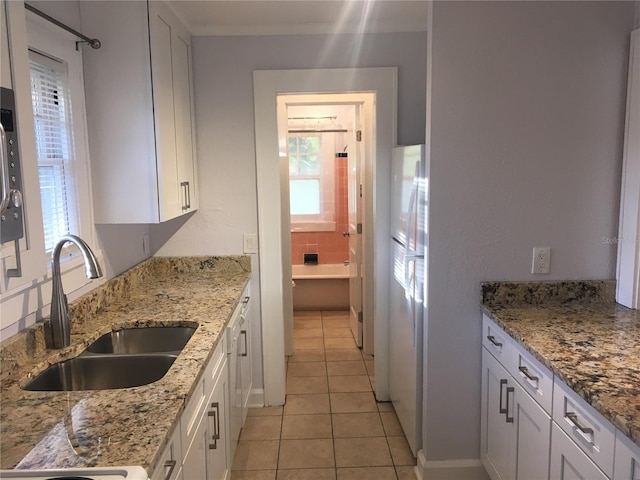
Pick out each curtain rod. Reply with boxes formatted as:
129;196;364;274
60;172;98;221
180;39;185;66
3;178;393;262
24;3;101;50
288;129;348;134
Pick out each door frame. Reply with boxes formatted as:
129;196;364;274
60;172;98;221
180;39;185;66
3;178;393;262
254;67;397;406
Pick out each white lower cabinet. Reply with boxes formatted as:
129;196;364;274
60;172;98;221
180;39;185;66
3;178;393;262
181;338;230;480
614;429;640;480
151;425;183;480
481;315;640;480
481;348;551;480
550;423;608;480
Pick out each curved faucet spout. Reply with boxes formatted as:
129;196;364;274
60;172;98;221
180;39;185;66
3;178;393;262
45;235;103;349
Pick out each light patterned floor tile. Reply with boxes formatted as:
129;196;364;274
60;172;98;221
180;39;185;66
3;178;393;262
328;375;372;393
278;439;335;469
326;360;367;376
288;349;326;363
287;376;328;394
334;437;393;467
276;468;336;480
387;436;416;466
325;349;363;362
281;414;333;439
231;471;277;480
332;412;385;438
336;467;397;480
323;328;353;338
324;337;357;350
232;440;280;470
380;411;404;437
240;416;282;441
330;392;377;413
295;337;325;350
396;465;418;480
287;361;327;377
284;394;331;415
294;328;324;339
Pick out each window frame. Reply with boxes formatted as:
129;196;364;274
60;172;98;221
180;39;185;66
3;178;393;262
288;131;336;232
0;10;103;338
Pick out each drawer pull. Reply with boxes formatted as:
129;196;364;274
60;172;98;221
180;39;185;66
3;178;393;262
208;402;221;450
241;329;248;357
505;386;515;423
487;335;503;347
518;365;539;382
499;379;508;414
242;296;250;304
163;460;176;480
565;412;594;436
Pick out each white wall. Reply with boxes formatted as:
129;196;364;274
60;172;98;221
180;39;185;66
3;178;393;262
152;31;427;393
423;0;636;463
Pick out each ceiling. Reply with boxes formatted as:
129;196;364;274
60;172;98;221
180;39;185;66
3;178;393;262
167;1;429;36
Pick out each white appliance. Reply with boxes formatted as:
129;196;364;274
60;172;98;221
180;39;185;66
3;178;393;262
0;466;148;480
389;144;427;456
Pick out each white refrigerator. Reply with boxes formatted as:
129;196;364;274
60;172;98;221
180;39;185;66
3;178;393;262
389;144;427;456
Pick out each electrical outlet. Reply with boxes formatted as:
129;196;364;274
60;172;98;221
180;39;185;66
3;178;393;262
532;247;550;274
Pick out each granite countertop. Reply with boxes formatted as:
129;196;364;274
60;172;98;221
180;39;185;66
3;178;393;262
481;280;640;448
0;255;251;474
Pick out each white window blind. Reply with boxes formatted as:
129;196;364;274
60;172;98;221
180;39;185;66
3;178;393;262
29;50;79;251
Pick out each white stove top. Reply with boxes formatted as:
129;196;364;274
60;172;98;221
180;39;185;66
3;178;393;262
0;466;148;480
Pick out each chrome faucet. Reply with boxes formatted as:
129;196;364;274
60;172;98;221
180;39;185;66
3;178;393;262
44;235;103;349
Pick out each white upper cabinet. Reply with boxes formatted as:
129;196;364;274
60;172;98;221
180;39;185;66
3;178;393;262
80;0;198;224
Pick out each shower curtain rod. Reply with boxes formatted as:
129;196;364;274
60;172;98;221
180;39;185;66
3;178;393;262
288;116;337;121
24;3;101;49
288;129;348;134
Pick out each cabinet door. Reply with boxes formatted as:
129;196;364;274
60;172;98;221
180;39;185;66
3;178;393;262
207;360;230;480
151;424;182;480
240;294;252;423
148;2;181;221
481;348;516;480
550;423;608;480
181;409;209;480
513;380;551;480
614;430;640;480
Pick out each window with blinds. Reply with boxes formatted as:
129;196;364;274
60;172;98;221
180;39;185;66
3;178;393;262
29;50;79;251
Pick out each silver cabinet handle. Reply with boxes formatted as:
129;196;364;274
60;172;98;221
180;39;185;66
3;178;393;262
518;365;539;382
565;412;594;436
487;335;502;347
208;401;220;449
499;379;508;414
241;329;248;357
505;386;515;423
242;296;250;304
163;459;176;480
180;181;191;211
0;123;10;215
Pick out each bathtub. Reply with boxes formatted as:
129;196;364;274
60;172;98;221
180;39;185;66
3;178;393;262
292;263;350;310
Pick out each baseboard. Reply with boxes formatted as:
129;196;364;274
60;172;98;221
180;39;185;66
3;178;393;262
248;388;265;408
416;451;489;480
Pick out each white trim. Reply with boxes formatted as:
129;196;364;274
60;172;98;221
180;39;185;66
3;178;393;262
247;388;265;409
416;451;489;480
191;21;428;37
616;28;640;309
253;67;397;406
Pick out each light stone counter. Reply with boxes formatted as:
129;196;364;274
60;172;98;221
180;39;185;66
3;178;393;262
481;280;640;448
0;256;251;475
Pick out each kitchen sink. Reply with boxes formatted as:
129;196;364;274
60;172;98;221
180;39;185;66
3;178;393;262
84;326;196;355
23;354;177;391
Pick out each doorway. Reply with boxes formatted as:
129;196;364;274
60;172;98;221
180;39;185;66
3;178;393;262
253;67;397;407
278;95;373;358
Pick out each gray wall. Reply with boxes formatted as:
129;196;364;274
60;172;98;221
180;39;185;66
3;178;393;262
152;31;429;391
423;0;635;461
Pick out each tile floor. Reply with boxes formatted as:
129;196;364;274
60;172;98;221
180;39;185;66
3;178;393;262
231;310;417;480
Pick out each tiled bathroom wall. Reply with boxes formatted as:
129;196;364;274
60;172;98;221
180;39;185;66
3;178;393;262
291;155;349;265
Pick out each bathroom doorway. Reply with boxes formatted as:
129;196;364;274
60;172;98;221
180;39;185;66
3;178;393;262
254;67;397;407
278;95;373;356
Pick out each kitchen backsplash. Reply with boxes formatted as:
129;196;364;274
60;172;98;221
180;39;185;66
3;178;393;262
481;280;616;306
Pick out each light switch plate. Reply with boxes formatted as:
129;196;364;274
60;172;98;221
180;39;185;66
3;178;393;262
243;233;258;254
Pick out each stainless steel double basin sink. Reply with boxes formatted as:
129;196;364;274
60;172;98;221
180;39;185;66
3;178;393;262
24;326;196;392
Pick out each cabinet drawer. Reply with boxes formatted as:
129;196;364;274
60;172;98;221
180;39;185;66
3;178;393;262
552;378;615;477
550;423;608;480
482;316;512;365
509;340;553;415
614;429;640;480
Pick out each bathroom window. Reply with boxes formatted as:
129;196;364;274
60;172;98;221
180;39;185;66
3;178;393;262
288;134;335;231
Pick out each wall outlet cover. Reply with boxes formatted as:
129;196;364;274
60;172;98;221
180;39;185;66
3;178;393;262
532;247;551;274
